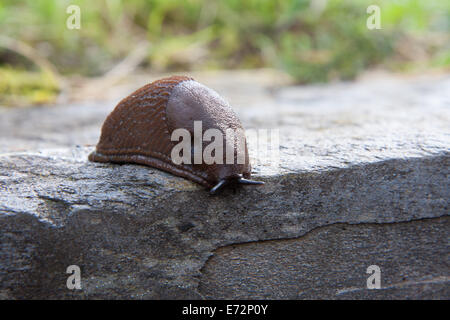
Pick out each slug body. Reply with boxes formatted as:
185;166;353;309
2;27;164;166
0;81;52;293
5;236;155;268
88;76;263;194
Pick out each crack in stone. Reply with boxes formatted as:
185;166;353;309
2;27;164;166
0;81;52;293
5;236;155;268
336;276;450;295
196;215;450;299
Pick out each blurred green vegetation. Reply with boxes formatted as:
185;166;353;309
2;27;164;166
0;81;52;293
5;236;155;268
0;0;449;106
0;67;58;106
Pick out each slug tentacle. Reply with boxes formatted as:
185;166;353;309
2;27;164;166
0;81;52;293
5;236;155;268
238;178;265;185
209;179;228;195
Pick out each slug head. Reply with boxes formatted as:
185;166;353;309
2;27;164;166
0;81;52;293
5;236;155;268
166;80;263;194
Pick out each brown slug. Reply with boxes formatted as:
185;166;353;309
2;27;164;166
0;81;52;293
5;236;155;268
88;76;264;194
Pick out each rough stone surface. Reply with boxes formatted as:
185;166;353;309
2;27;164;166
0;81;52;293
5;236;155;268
0;71;449;299
200;218;449;299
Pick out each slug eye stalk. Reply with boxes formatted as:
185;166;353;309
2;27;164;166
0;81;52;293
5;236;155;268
237;178;265;185
209;179;228;195
209;178;264;195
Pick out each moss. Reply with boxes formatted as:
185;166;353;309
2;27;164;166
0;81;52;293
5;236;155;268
0;67;60;107
0;0;449;106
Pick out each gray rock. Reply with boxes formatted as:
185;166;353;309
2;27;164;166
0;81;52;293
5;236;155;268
200;218;449;299
0;71;449;299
